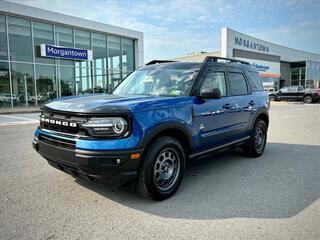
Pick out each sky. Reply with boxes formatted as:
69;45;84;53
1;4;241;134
11;0;320;62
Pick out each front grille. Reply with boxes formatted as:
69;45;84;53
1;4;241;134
39;134;76;150
40;112;88;136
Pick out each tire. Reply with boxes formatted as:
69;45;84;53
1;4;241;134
269;95;275;101
303;95;313;104
137;136;185;201
243;119;267;158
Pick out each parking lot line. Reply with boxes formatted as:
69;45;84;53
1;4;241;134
0;114;37;121
0;113;39;126
0;120;38;126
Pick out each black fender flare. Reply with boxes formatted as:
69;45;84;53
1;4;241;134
250;107;269;129
139;121;193;150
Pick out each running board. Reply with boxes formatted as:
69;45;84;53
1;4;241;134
189;136;250;159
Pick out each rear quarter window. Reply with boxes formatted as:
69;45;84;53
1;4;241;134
245;70;264;91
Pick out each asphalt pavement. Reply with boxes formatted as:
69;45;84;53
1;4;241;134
0;102;320;239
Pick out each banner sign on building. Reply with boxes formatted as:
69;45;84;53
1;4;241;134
236;57;281;78
40;44;93;61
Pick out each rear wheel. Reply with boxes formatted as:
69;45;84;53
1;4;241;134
303;95;313;104
137;136;185;200
243;119;267;157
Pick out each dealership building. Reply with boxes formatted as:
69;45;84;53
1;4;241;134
0;0;143;109
175;27;320;91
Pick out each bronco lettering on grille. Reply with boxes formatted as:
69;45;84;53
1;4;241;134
40;116;77;128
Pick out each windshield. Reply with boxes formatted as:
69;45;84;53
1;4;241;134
113;64;200;96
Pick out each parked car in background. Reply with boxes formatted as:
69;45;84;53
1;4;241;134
12;94;21;105
269;86;320;103
0;94;21;105
27;94;37;103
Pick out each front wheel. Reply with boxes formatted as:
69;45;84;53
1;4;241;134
243;119;267;157
303;95;313;104
137;136;185;200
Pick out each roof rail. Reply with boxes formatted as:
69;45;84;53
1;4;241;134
204;56;250;65
146;60;177;65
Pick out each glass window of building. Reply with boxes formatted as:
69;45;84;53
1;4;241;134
108;36;121;71
11;62;35;107
291;67;306;86
108;70;121;91
8;16;33;62
74;30;93;95
92;33;107;68
33;21;54;64
122;38;134;74
55;26;73;47
0;15;8;60
35;64;57;103
75;29;90;49
93;68;107;93
301;67;306;80
108;36;121;90
75;67;92;95
55;26;74;66
74;29;91;92
0;62;11;108
92;33;107;91
59;66;75;96
306;61;320;88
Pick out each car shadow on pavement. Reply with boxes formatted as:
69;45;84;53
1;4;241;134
75;142;320;220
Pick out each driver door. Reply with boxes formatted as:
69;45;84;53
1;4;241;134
277;87;288;100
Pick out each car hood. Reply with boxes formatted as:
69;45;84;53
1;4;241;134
42;94;193;114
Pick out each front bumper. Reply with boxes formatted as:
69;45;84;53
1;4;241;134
33;136;143;185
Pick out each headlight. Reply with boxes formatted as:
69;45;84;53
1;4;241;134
82;117;129;137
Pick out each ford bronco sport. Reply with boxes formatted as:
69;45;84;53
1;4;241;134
33;56;269;200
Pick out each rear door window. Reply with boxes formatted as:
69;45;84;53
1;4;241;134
228;72;249;95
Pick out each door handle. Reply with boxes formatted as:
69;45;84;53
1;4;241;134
243;101;256;111
223;103;232;109
248;100;256;106
222;103;240;112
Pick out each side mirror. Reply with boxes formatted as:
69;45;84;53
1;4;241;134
200;88;221;99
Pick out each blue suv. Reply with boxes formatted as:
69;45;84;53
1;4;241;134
33;57;269;200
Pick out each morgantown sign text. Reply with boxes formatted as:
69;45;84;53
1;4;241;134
234;36;270;53
40;44;93;61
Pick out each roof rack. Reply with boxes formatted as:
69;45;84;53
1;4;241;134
204;56;250;65
146;60;177;65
